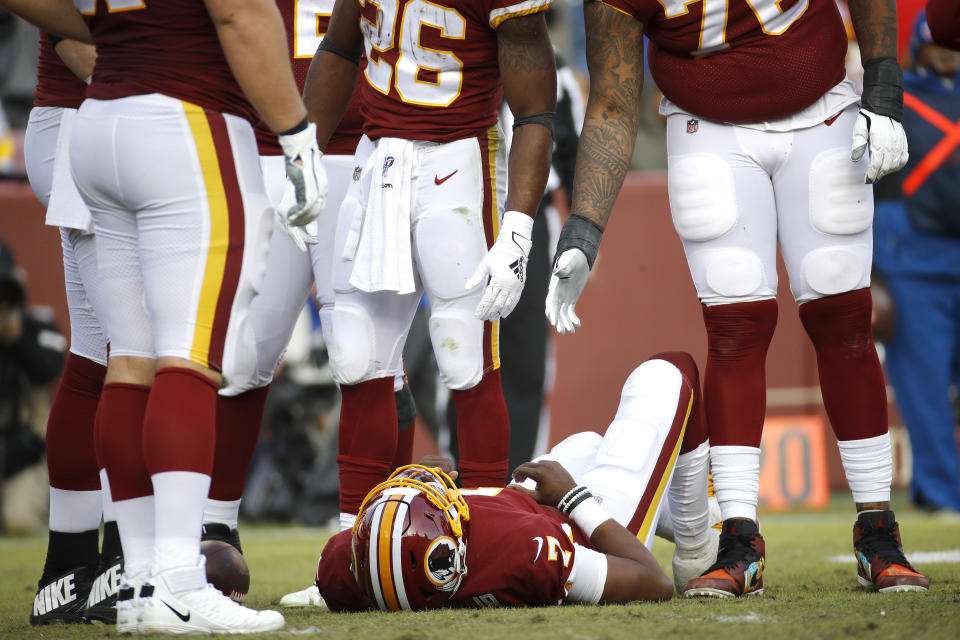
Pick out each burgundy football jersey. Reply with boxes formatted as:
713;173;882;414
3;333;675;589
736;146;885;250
315;488;592;610
356;0;552;142
77;0;256;123
927;0;960;51
600;0;848;123
34;32;87;109
255;0;365;156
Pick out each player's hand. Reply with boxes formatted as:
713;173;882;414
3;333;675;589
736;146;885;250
465;210;533;321
278;121;327;226
851;109;908;184
275;210;319;253
545;248;589;335
511;460;577;507
419;455;458;482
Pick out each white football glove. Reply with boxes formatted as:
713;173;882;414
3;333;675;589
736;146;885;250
545;248;589;335
851;108;908;184
465;210;534;321
278;121;327;226
275;209;319;253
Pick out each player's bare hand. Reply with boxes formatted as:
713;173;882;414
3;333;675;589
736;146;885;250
851;109;908;184
466;211;533;321
419;455;458;482
511;460;577;507
279;121;328;226
545;248;589;334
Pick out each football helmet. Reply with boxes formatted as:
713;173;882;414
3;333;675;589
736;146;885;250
351;465;470;611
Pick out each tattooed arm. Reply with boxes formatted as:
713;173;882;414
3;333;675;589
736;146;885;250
570;1;645;232
846;0;898;60
498;12;557;217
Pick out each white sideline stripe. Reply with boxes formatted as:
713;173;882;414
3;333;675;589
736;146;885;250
829;549;960;563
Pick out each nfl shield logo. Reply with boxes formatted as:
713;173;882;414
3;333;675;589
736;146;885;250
382;156;395;177
353;167;361;181
686;119;699;134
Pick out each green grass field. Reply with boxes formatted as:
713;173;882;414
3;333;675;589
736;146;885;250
4;497;959;639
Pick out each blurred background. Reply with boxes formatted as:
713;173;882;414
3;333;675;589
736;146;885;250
1;0;953;532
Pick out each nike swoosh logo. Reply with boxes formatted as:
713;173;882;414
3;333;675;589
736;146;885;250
434;170;458;185
163;600;191;622
824;112;842;126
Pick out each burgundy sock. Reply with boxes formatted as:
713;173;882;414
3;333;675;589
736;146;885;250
650;351;708;453
702;299;778;448
210;385;270;501
453;370;509;488
142;368;217;476
96;383;152;501
800;289;888;440
392;385;416;469
47;353;106;491
337;378;397;515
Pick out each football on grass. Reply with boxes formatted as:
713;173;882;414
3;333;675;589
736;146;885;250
200;540;249;603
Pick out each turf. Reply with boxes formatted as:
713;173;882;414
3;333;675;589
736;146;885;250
5;499;959;639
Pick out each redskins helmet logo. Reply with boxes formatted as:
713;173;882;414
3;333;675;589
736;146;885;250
424;537;459;590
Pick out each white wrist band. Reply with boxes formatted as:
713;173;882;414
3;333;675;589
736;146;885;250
570;496;611;539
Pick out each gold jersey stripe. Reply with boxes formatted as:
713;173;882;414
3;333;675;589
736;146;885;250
486;125;501;371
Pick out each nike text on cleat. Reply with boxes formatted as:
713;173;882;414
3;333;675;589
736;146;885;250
84;554;123;624
30;566;93;625
138;556;284;634
853;510;930;593
683;518;765;598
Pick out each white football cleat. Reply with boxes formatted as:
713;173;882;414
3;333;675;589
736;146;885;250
671;515;721;595
278;584;326;608
138;557;284;634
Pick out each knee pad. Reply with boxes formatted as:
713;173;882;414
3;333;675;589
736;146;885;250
429;309;483;390
801;245;870;298
669;153;738;242
809;149;873;235
594;417;660;473
700;247;768;299
616;360;684;425
415;207;487;301
329;303;377;385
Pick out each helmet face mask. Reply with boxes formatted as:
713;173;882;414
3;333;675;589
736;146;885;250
351;465;470;611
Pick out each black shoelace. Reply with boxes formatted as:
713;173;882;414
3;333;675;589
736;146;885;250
707;532;758;572
858;525;910;566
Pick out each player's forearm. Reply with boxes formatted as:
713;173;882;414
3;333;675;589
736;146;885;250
205;0;306;134
0;0;91;43
570;2;644;231
847;0;899;60
54;40;96;81
498;13;556;215
304;52;358;152
591;521;673;603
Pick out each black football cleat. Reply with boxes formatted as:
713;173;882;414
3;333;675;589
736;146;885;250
30;566;94;625
83;552;123;624
854;510;930;592
683;518;765;598
201;522;243;554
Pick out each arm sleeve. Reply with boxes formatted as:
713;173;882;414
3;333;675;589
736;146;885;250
563;543;608;604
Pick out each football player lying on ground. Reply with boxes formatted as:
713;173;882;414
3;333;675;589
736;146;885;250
302;351;719;609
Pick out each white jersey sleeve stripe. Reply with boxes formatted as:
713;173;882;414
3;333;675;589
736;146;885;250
489;0;553;29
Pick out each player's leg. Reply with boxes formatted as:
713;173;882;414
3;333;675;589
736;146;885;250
24;107;105;625
775;105;928;591
96;97;282;631
884;273;960;512
664;116;780;596
204;153;313;550
415;129;510;489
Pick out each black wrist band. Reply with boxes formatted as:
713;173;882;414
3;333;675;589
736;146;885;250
318;38;362;65
558;485;588;513
861;58;904;122
555;214;603;270
564;490;595;515
513;111;556;140
278;117;309;137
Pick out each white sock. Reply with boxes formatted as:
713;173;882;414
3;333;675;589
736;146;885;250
837;433;892;505
114;495;155;578
152;471;210;572
669;440;711;551
710;445;760;522
203;498;241;530
100;468;117;524
339;512;356;532
49;488;102;533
